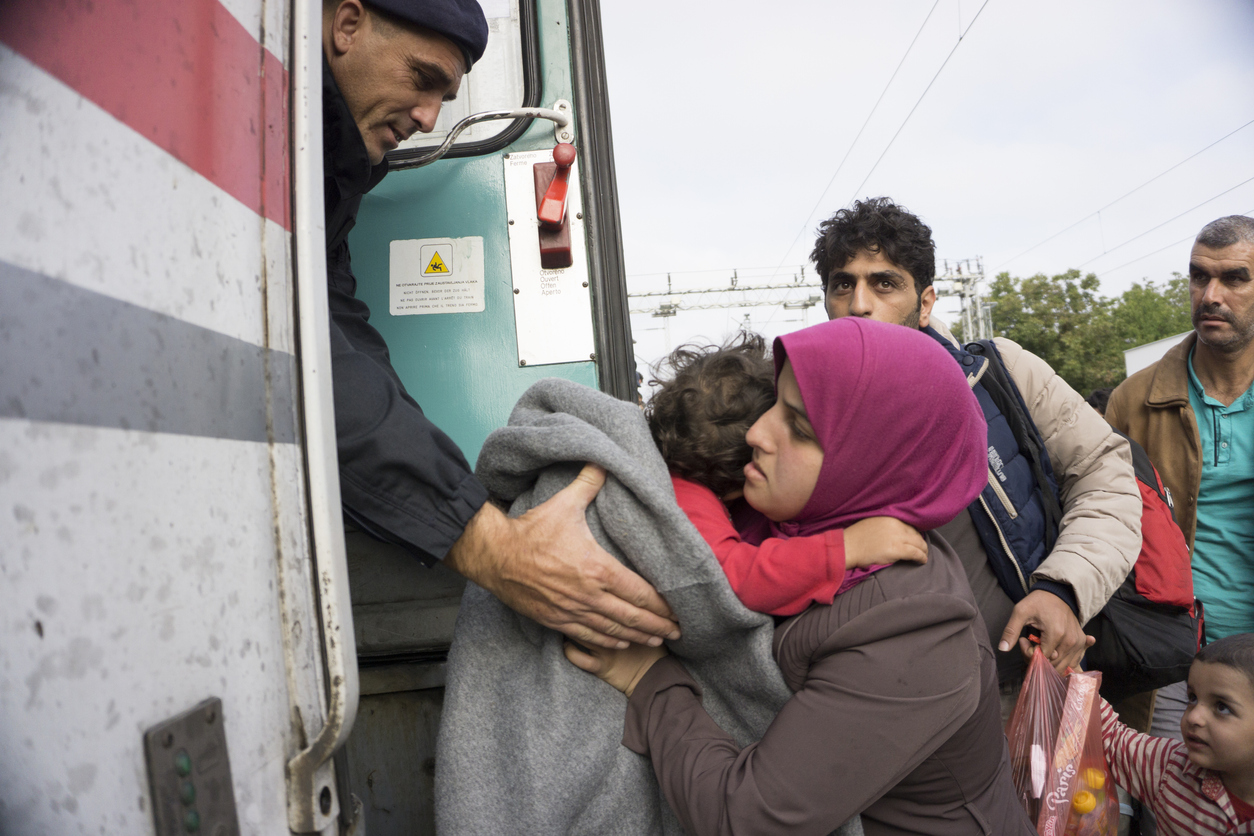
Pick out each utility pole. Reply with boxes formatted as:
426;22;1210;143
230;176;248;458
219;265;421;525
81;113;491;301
934;257;993;341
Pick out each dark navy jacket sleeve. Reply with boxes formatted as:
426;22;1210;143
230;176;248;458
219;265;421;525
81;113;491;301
328;243;488;564
322;57;487;564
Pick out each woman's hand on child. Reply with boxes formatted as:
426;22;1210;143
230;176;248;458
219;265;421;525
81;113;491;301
564;640;667;697
844;517;928;569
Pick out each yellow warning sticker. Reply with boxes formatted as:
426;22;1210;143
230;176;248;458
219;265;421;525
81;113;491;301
424;251;450;274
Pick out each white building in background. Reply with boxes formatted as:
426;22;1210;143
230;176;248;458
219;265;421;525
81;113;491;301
1125;331;1192;376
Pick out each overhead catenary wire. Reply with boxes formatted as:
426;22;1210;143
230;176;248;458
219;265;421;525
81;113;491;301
1096;208;1254;278
844;0;992;206
1077;176;1254;269
770;0;943;276
993;117;1254;273
627;265;805;280
759;0;991;332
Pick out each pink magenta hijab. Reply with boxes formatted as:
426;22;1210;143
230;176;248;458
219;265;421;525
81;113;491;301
771;317;987;538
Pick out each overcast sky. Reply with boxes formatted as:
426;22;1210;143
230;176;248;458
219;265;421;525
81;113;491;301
598;1;1254;383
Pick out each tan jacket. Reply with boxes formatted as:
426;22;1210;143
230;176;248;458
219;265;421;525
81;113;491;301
934;321;1142;623
1105;333;1201;549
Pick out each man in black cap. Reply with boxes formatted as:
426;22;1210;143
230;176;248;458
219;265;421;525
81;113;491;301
321;0;678;649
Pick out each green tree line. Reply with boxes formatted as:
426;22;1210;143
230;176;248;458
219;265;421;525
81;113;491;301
953;270;1192;396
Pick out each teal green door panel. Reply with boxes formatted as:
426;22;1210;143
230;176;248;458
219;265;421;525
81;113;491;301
348;0;597;467
339;4;631;834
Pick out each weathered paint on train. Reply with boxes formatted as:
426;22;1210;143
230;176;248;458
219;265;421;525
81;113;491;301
0;0;353;833
1;0;633;832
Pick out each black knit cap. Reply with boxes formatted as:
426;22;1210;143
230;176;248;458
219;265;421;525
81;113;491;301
367;0;489;69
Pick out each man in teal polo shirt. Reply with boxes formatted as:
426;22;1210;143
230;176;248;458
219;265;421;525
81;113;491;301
1107;213;1254;737
1187;331;1254;640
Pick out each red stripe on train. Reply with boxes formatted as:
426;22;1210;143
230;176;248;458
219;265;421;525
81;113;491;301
1;0;290;231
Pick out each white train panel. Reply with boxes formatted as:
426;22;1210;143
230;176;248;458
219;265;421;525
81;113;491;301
0;421;301;833
0;45;272;348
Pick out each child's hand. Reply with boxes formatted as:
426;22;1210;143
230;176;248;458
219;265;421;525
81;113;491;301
564;640;667;697
844;517;928;569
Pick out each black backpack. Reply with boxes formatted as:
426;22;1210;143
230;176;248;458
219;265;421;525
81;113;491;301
1083;433;1202;703
969;343;1200;701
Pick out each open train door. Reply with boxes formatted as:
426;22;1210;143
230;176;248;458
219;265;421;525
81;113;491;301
332;0;635;833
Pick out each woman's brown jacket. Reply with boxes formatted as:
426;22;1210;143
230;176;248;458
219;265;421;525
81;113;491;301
622;534;1034;836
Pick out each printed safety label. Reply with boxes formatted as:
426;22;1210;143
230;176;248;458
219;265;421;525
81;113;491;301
390;237;485;315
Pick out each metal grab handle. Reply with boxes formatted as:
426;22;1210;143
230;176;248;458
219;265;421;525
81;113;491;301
286;1;360;831
396;104;573;168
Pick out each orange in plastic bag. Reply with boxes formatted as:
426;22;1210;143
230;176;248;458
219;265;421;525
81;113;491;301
1037;671;1119;836
1006;645;1068;824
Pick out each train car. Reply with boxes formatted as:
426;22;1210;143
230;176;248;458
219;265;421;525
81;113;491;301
0;0;633;833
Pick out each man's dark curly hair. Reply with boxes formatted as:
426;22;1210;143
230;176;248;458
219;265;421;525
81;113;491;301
646;333;775;499
810;197;937;296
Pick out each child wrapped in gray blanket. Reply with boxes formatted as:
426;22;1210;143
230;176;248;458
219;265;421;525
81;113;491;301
567;319;1032;836
435;358;865;835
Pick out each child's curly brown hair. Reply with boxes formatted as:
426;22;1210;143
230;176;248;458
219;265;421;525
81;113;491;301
645;332;776;499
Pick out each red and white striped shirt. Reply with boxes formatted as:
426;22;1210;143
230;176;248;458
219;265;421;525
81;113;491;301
1100;699;1254;835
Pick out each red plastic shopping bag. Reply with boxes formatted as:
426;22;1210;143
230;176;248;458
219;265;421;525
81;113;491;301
1006;646;1068;824
1037;671;1119;836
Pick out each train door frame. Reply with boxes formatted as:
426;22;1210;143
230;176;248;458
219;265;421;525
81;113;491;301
320;0;636;831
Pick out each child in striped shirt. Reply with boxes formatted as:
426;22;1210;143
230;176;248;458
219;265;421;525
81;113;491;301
1100;632;1254;835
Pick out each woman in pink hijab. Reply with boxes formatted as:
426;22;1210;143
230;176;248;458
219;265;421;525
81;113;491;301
568;318;1035;836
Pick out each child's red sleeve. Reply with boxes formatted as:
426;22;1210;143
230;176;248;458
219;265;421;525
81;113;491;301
671;475;845;616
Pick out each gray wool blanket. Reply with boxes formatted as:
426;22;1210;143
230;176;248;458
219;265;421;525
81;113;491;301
435;378;862;836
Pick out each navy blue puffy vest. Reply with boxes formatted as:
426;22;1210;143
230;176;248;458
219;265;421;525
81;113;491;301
923;327;1062;602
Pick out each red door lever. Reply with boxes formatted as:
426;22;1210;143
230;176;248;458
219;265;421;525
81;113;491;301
533;144;577;269
536;143;576;229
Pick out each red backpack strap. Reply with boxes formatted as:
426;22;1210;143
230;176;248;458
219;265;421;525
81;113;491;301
1114;431;1195;612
